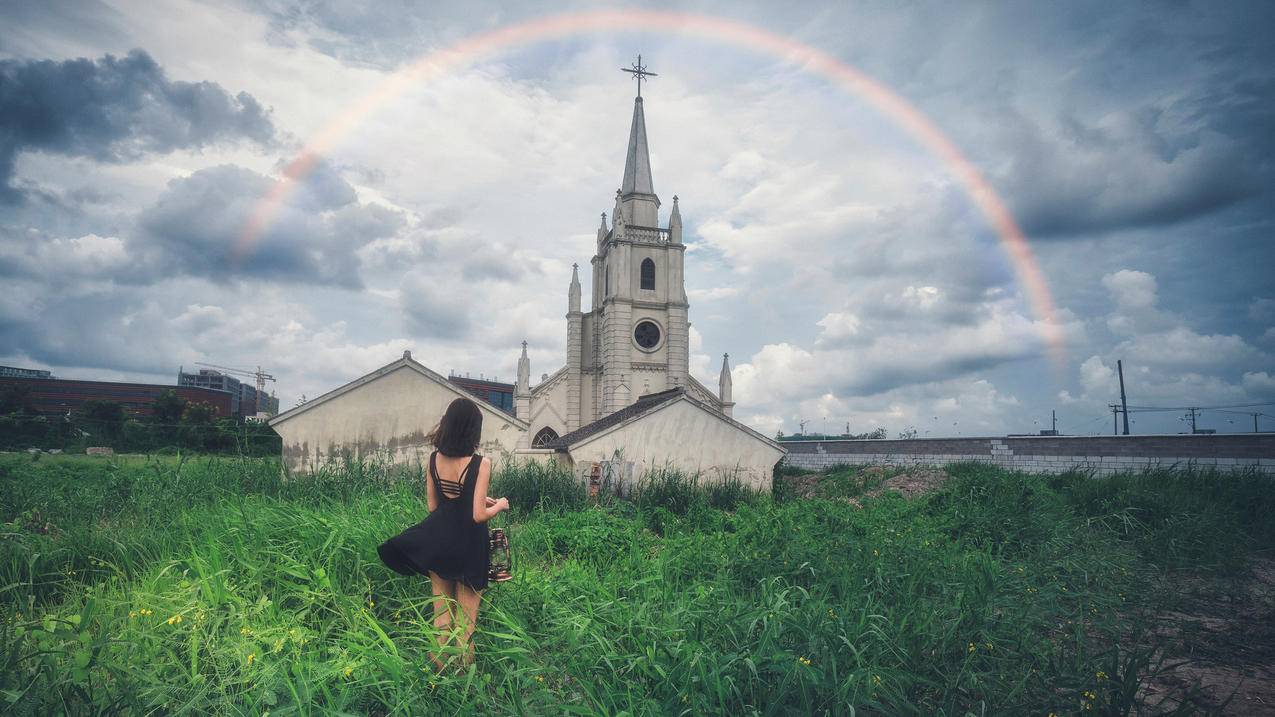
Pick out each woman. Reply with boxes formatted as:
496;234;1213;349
377;397;510;668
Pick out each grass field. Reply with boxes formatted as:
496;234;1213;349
1;453;1272;715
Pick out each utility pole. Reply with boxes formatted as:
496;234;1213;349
1109;404;1121;435
1117;360;1130;435
1052;409;1057;433
1184;407;1198;433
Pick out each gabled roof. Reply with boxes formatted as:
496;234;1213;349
546;387;682;449
529;365;568;397
268;352;529;429
546;387;785;454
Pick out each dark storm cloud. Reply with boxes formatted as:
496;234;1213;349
0;49;276;201
1001;101;1267;239
135;162;401;287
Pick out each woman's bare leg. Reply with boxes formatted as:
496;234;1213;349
454;582;483;665
428;572;458;669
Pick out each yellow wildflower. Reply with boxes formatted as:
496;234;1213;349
247;653;255;665
344;666;353;677
1096;671;1108;681
968;643;976;653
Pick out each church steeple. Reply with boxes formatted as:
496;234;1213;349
617;56;660;228
621;96;655;198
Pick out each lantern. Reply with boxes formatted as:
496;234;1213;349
488;528;513;583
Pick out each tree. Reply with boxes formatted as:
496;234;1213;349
0;384;38;415
182;401;216;425
77;400;126;442
152;389;186;424
775;429;785;440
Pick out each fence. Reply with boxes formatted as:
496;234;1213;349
780;433;1275;475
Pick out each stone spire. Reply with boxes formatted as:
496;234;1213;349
669;194;682;245
597;212;608;244
621;97;654;197
612;189;625;230
618;94;660;227
514;340;531;431
719;353;735;419
515;341;530;396
568;263;581;313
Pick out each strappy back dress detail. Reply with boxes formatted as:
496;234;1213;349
377;451;490;590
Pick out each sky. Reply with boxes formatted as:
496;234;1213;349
1;0;1272;437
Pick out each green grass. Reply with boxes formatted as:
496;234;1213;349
1;454;1272;715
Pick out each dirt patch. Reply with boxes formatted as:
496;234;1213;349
783;472;824;499
781;465;949;505
865;467;949;500
1135;558;1275;715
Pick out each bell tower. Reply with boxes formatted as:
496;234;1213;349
588;56;690;417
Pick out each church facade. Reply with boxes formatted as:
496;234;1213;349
515;93;735;449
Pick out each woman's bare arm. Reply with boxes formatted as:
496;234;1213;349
471;458;509;523
426;460;438;512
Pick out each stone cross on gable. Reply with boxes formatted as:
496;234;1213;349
621;54;657;97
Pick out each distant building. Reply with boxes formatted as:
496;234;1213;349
446;374;515;415
0;376;235;418
179;369;243;414
0;365;52;379
178;369;280;417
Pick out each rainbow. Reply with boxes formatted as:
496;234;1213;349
237;9;1065;366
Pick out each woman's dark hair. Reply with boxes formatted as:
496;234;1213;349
431;397;483;457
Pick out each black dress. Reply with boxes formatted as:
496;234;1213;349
377;451;490;590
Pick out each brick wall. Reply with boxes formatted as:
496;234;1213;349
781;434;1275;475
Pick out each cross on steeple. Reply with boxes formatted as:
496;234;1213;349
621;54;657;98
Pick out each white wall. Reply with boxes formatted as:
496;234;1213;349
273;364;525;473
567;399;785;490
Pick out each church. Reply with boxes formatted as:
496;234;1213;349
269;68;785;489
515;86;736;448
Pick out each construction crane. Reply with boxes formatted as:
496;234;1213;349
195;362;276;396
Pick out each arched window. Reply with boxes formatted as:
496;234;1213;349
532;426;560;447
640;258;655;290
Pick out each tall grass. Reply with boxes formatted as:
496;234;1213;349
0;454;1271;714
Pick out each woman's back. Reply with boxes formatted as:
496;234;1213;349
376;450;490;590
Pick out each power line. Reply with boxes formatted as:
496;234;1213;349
1125;401;1275;412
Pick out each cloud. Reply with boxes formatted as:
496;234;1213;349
399;272;472;340
1102;270;1157;310
134;162;401;286
1000;107;1261;238
0;49;276;201
1250;298;1275;323
1241;371;1275;396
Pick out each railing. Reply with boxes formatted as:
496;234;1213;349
610;225;669;244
